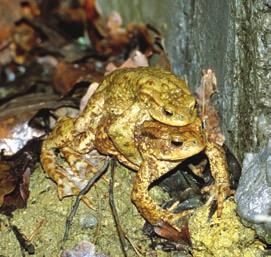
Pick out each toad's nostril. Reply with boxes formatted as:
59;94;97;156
163;108;173;117
191;140;197;145
171;140;183;147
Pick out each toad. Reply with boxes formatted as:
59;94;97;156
41;67;198;198
95;118;232;228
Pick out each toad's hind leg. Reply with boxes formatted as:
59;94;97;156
41;147;80;199
204;142;234;217
41;117;78;198
131;160;191;231
41;147;95;209
40;117;96;206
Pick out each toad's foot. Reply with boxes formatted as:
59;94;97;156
188;159;208;178
202;182;235;217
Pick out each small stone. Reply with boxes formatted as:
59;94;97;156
79;214;98;229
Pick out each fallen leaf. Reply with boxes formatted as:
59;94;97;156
80;82;100;112
153;220;191;244
195;69;225;145
0;93;77;155
196;69;217;103
105;50;149;74
0;0;21;44
85;2;161;60
0;0;21;64
0;138;41;214
0;163;16;206
10;21;40;64
53;60;102;95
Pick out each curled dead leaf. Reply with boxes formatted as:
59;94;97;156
0;138;41;214
105;50;149;74
80;82;100;112
153;220;191;244
195;69;225;145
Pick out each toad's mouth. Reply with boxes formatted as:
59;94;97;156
158;146;205;161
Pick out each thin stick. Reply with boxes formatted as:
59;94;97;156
63;157;110;241
108;160;142;256
108;159;128;257
28;219;46;241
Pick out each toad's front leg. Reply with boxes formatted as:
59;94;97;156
131;160;191;231
204;141;234;217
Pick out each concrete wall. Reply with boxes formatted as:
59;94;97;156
98;0;271;161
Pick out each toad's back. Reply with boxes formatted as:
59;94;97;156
96;67;192;115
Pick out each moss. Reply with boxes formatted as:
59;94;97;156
0;164;157;257
188;198;264;257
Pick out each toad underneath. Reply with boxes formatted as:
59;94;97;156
40;67;232;230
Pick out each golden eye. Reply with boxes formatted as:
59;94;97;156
163;108;173;117
170;140;183;147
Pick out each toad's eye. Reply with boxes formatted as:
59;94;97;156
170;140;183;147
163;108;173;117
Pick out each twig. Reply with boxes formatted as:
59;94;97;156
108;160;142;257
123;236;143;257
28;219;46;241
9;221;35;256
109;159;129;257
63;157;110;241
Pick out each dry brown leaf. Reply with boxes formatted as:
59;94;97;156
85;1;160;59
195;69;225;145
106;11;126;38
105;50;149;74
0;163;16;206
0;0;21;64
10;21;40;64
106;11;130;47
80;82;100;112
0;0;21;43
153;220;191;244
0;138;41;214
20;1;40;19
0;0;40;64
0;161;31;213
53;61;102;95
195;69;217;107
84;0;101;25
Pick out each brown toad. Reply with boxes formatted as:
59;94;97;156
41;67;197;198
